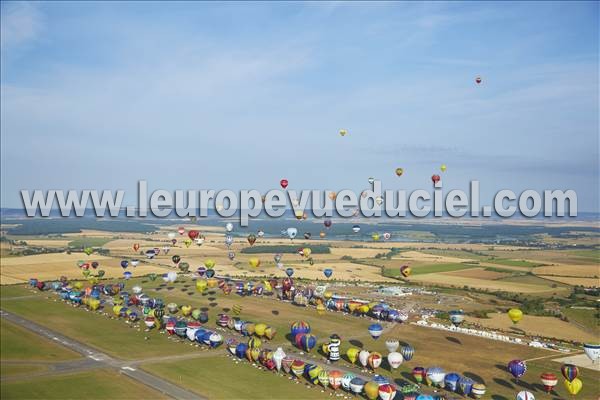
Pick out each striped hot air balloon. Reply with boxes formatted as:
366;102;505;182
561;363;578;382
232;304;242;315
540;372;558;393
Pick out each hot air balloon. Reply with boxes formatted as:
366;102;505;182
346;347;359;364
431;175;441;185
516;391;535;400
247;234;257;246
177;227;185;235
324;219;332;228
583;343;600;363
508;359;527;380
296;333;317;352
378;384;396;400
387;352;403;369
227;251;235;261
341;373;355;391
133;243;140;252
328;370;343;390
368;323;383;339
475;76;482;84
272;347;286;372
358;350;370;368
171;255;181;265
508;308;523;324
471;383;486;398
540;372;558;393
449;310;465;327
364;381;379;400
248;258;260;268
440;164;447;172
372;232;380;241
385;339;399;353
395;168;404;177
290;321;310;337
445;373;460;392
400;344;414;361
188;230;199;240
458;377;474;396
280;179;288;189
318;369;330;388
285;268;294;277
350;377;365;395
323;268;333;279
339;129;347;137
400;265;411;278
286;227;297;240
412;367;426;384
561;364;578;382
564;378;582;395
427;367;446;387
120;260;129;269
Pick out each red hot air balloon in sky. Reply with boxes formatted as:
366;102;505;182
188;230;199;240
280;179;289;189
431;175;441;185
476;76;482;84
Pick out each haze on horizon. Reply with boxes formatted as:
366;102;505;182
1;2;598;212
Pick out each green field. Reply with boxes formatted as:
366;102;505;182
68;237;112;248
1;363;48;377
385;262;480;277
1;320;80;361
143;356;331;399
1;369;167;399
484;258;541;268
1;296;190;360
563;307;599;331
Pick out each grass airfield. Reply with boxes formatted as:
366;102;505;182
1;225;599;399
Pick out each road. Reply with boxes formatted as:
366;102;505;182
0;309;205;399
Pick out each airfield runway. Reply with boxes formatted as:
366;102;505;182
0;309;205;399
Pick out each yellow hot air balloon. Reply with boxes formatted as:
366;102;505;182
250;347;261;362
347;348;360;364
184;238;192;248
322;343;330;355
112;305;122;316
316;304;326;315
364;381;379;400
264;326;277;340
303;248;312;258
249;258;261;268
263;280;272;292
204;259;216;269
181;305;192;316
196;280;207;292
254;323;267;337
207;277;218;288
440;164;447;172
245;323;256;336
395;168;404;177
294;210;303;220
508;308;523;324
372;233;380;241
248;337;262;349
339;129;347;137
324;291;333;299
74;282;83;290
359;304;370;314
564;378;582;395
88;298;100;311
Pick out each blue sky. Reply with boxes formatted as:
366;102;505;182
1;1;598;211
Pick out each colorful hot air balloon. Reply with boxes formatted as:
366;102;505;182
427;367;446;387
368;323;383;339
458;377;474;396
412;367;426;384
564;378;582;395
280;179;289;189
508;308;523;324
378;384;396;400
368;352;382;370
508;359;527;380
296;333;317;352
445;373;460;392
561;364;578;382
540;372;558;393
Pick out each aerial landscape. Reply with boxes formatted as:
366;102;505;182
1;2;598;400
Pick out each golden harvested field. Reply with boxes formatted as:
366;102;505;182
409;273;554;293
329;247;384;258
0;253;172;284
391;250;471;264
537;275;600;287
533;264;599;277
443;267;512;280
465;312;598;343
